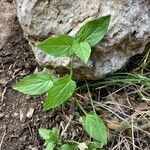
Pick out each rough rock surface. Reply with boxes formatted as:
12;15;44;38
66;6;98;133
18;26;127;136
0;1;16;50
14;0;150;79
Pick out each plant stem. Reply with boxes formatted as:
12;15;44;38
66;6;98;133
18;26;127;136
76;100;87;115
70;56;74;77
85;81;96;114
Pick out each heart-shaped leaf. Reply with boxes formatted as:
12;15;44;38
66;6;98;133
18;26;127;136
80;112;108;145
44;75;76;111
73;42;91;64
37;35;74;56
13;72;53;95
75;15;111;46
39;128;58;142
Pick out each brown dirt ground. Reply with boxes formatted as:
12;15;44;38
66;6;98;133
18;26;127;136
0;18;150;150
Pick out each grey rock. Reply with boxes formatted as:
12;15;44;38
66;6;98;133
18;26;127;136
14;0;150;79
0;113;5;119
28;145;38;150
20;108;27;123
31;147;38;150
13;111;19;117
0;1;16;49
26;107;34;119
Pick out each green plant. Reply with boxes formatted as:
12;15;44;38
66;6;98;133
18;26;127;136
39;115;107;150
39;128;77;150
80;112;108;146
88;73;150;86
13;15;110;111
39;128;58;150
13;15;111;149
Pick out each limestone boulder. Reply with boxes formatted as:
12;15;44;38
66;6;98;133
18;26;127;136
14;0;150;79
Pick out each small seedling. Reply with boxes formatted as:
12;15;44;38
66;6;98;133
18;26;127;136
39;128;77;150
39;128;58;150
13;15;110;111
13;15;111;149
39;122;107;150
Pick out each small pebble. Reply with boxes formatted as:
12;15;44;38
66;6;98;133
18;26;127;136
78;143;88;150
0;113;4;119
0;78;7;85
26;107;34;119
28;145;38;150
20;108;27;123
32;147;38;150
13;111;19;117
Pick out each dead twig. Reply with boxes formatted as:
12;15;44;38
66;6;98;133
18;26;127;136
1;87;7;103
60;115;73;138
0;130;6;150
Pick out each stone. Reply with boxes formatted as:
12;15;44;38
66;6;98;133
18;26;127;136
78;143;88;150
31;147;38;150
0;1;16;49
28;145;38;150
0;113;5;119
14;0;150;79
20;108;27;123
26;107;34;119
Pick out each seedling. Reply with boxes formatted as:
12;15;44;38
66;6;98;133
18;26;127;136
39;128;77;150
39;120;107;150
13;15;111;149
13;15;110;111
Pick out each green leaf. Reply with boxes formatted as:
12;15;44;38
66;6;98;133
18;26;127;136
60;144;77;150
13;72;53;95
37;35;74;56
44;75;76;111
44;141;55;150
88;141;101;150
73;42;91;64
48;128;58;142
80;112;108;145
39;128;51;141
39;128;58;142
75;15;111;46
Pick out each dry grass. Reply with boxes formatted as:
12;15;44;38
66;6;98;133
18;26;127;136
75;49;150;149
